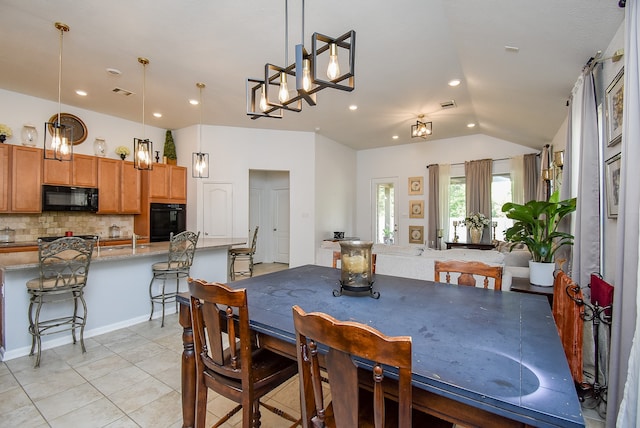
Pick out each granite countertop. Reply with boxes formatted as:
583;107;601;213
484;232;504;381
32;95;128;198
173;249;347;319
0;237;245;271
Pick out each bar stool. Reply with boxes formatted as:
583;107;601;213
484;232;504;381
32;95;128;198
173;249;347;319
229;226;258;280
26;236;97;367
149;231;200;327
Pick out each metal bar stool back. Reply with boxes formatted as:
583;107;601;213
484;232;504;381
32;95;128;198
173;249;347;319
149;231;200;327
26;236;97;367
229;226;259;280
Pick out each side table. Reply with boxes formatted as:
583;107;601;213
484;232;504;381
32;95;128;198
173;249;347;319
510;276;554;307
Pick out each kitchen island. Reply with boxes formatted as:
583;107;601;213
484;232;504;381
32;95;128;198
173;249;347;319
0;237;244;361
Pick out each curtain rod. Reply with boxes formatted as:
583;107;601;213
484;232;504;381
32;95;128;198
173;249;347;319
426;154;538;168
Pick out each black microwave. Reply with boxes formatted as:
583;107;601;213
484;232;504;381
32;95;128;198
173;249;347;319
42;185;99;212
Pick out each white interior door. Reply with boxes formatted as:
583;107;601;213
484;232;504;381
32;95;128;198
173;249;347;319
273;188;290;263
203;183;233;238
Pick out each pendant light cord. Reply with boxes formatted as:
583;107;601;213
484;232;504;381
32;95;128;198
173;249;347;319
284;0;288;65
301;0;305;44
57;25;65;125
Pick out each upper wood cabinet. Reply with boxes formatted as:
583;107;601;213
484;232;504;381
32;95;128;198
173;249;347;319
0;145;10;212
97;159;141;214
120;161;141;213
10;146;42;213
97;158;120;214
147;163;186;202
44;154;97;187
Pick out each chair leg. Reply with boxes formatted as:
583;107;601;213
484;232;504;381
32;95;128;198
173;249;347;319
32;297;44;367
28;297;36;357
149;275;156;322
76;290;87;353
249;255;254;278
160;277;167;328
230;254;236;281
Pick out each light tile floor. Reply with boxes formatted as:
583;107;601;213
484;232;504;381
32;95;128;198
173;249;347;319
0;263;605;428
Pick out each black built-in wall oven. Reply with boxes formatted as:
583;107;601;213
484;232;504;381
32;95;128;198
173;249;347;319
149;203;186;242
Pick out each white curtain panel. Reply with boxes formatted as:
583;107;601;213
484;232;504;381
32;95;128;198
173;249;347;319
438;164;451;242
510;155;525;205
612;0;640;425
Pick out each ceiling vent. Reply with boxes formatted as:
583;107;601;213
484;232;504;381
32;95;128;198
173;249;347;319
440;100;456;109
112;87;134;96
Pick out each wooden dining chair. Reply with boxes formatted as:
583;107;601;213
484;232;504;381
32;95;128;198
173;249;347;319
434;260;503;290
188;278;299;428
292;305;452;428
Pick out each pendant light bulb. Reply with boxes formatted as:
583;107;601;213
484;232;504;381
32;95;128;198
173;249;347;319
278;72;289;103
302;59;312;91
327;43;340;80
260;84;268;111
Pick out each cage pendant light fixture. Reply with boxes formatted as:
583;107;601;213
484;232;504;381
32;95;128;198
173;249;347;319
44;22;73;161
411;115;433;139
192;83;209;178
134;57;153;170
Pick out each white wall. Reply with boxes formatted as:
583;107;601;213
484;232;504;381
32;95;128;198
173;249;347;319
0;89;166;159
314;133;357;249
356;134;535;244
177;125;318;268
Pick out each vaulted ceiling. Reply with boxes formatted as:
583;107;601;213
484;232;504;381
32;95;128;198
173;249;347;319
0;0;624;150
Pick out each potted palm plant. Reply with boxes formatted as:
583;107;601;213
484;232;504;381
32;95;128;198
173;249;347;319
501;190;577;286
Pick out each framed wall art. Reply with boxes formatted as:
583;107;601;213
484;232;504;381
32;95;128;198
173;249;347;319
408;225;424;244
409;200;424;218
605;68;624;146
605;153;621;218
408;176;423;195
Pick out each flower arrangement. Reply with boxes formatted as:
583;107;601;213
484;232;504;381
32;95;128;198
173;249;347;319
0;124;13;138
463;212;490;229
115;145;130;157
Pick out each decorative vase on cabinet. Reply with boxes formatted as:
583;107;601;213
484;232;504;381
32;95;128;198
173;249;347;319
21;124;38;147
469;227;483;244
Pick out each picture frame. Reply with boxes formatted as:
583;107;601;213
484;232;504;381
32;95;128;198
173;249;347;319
409;200;424;218
408;225;424;244
605;152;621;219
408;176;423;195
605;68;624;147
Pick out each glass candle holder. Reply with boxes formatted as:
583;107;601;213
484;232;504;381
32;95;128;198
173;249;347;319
94;138;107;157
336;241;378;298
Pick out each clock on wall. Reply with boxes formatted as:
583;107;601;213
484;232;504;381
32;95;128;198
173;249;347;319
47;113;88;145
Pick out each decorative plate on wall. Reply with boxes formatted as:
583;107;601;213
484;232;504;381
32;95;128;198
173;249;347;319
47;113;88;145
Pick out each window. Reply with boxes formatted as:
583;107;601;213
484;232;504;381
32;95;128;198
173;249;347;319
372;178;397;244
448;174;513;242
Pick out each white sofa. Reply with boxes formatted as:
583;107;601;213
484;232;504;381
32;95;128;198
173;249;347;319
317;241;531;290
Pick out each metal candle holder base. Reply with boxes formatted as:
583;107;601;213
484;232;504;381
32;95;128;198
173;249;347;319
333;281;380;299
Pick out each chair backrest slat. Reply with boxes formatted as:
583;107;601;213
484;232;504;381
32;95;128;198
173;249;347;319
434;260;503;290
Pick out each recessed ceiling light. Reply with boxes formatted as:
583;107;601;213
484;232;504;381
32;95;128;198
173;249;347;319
106;67;122;76
349;105;358;111
392;135;399;140
153;112;162;118
189;99;199;105
75;90;87;96
504;46;520;53
467;123;476;128
448;79;461;87
315;127;321;132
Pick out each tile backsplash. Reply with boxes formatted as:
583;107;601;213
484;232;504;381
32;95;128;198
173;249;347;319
0;212;135;242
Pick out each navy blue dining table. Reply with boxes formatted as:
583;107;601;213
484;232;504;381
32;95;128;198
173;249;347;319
178;264;584;428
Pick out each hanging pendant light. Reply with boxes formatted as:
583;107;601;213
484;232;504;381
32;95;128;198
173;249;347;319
192;82;209;178
44;22;73;161
410;114;433;140
134;57;153;170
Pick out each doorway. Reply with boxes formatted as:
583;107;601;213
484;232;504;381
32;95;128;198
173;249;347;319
249;170;290;264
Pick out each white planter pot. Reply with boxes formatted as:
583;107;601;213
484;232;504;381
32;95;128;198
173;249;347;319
529;261;555;287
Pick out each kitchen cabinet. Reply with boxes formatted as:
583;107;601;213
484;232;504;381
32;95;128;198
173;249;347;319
44;154;97;187
0;145;9;212
97;159;141;214
120;161;141;213
97;158;120;214
11;146;42;213
148;163;186;202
